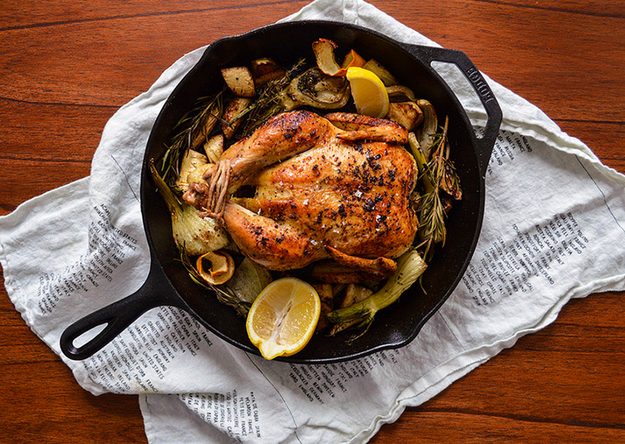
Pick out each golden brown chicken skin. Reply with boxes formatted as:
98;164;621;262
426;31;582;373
186;110;418;278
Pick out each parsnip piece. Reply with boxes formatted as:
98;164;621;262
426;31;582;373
221;66;256;97
311;259;391;284
190;104;220;150
385;101;424;130
221;97;252;139
250;58;286;86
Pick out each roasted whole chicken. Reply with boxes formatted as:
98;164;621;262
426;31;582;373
184;110;418;281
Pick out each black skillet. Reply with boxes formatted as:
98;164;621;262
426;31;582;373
60;20;502;363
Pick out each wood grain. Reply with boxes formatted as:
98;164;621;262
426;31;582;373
1;1;624;443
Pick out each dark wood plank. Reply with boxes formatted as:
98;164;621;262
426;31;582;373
0;2;309;107
0;0;304;30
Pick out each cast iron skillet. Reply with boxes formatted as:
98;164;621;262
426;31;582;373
60;21;502;364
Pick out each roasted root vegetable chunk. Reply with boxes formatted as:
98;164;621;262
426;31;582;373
386;101;424;130
250;58;286;86
221;66;256;97
221;97;252;139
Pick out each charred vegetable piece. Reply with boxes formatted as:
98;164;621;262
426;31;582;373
222;97;253;139
189;103;221;150
312;260;385;284
250;58;286;86
385;101;424;130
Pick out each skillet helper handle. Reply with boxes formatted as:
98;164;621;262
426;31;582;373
402;44;503;174
60;259;180;360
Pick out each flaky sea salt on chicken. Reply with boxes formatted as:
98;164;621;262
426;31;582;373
183;110;418;282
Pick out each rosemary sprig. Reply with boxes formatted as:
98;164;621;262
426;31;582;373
160;88;226;182
238;58;307;137
410;116;461;263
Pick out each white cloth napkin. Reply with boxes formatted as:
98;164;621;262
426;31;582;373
2;0;625;443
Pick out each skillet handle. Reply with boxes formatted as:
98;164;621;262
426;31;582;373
401;44;503;175
59;258;182;360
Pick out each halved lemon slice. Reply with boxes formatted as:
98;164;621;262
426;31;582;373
346;66;390;118
246;277;321;360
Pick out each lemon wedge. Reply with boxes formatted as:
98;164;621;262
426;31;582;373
346;66;390;118
246;277;321;360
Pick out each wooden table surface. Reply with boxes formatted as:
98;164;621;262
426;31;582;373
1;1;624;442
